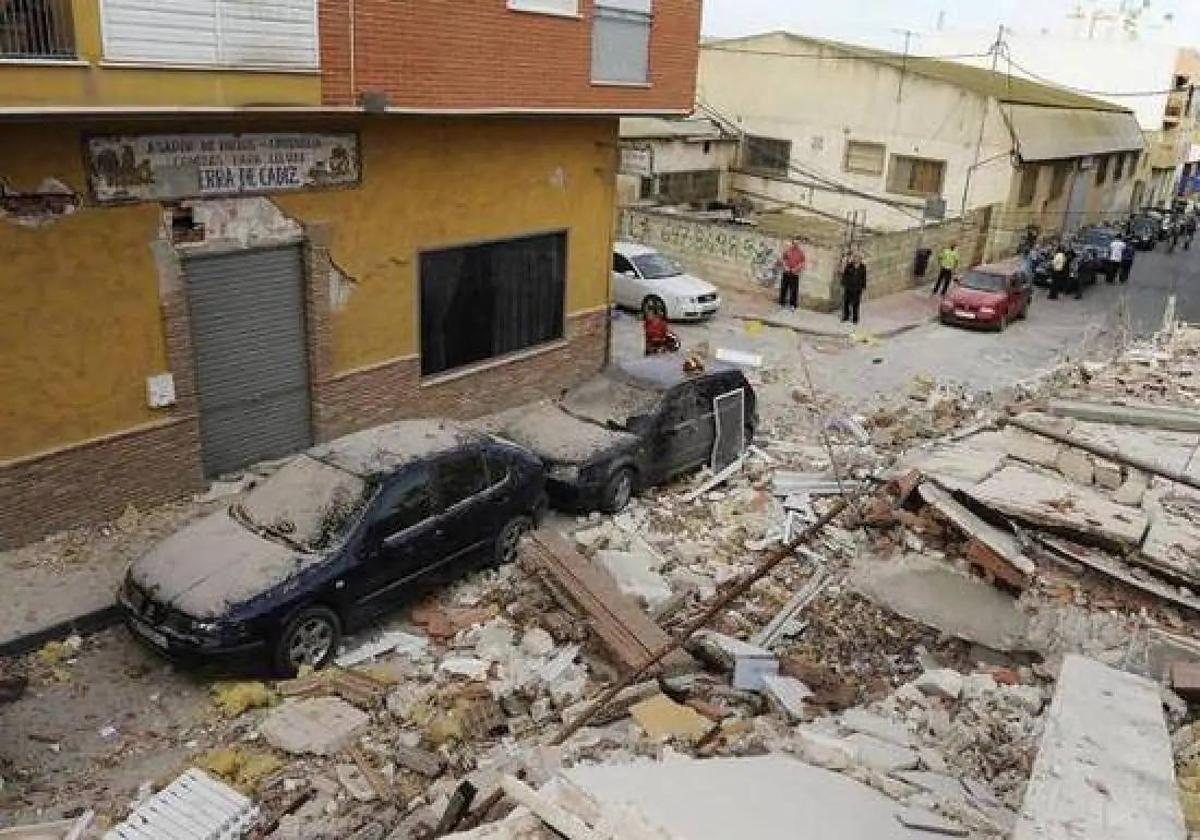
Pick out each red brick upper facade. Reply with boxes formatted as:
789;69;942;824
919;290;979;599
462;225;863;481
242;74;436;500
319;0;701;113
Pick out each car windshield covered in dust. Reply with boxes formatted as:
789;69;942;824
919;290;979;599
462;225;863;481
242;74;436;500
237;456;372;552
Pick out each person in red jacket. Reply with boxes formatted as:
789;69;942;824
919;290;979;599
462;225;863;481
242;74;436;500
780;239;806;310
643;312;679;355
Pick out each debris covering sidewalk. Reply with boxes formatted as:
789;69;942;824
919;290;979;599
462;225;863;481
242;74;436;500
3;324;1200;838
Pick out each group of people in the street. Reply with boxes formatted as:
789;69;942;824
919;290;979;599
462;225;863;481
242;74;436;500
780;238;868;324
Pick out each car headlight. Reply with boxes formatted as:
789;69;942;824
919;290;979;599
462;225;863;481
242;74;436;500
548;463;581;483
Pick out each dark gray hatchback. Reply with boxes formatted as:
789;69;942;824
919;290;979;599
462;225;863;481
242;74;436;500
502;358;757;513
119;421;545;674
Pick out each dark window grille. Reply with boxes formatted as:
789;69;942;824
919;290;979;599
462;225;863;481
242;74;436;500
0;0;75;59
420;232;567;377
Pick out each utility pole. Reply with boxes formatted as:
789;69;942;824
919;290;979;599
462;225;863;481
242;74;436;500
960;25;1006;220
894;29;917;103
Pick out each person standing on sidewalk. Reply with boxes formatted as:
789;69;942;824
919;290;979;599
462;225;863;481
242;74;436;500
1105;235;1126;284
1048;242;1069;300
779;239;805;310
934;243;960;296
841;253;867;324
1119;236;1135;283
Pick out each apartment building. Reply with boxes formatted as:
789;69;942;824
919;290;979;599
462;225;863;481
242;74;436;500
0;0;702;546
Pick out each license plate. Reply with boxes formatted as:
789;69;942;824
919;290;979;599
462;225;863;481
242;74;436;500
955;310;977;319
130;619;168;649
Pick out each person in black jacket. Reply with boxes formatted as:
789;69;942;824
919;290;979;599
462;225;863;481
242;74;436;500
841;253;867;324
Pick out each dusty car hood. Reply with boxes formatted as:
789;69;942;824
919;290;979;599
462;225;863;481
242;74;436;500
645;273;719;300
501;403;638;466
947;287;1006;308
129;509;316;619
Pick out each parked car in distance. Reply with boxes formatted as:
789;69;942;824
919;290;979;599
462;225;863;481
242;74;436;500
613;241;721;321
1127;214;1160;250
1071;226;1120;285
501;358;757;513
119;421;546;674
940;259;1033;331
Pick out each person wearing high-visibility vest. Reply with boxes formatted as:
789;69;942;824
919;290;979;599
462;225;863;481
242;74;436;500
934;243;960;296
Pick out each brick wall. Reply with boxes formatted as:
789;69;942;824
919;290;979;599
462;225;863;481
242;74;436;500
320;0;700;112
0;419;204;549
314;309;608;440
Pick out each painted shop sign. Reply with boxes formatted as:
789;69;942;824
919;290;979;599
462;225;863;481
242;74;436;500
86;132;360;203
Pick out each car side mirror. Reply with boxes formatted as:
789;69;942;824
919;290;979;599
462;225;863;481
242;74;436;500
622;270;637;279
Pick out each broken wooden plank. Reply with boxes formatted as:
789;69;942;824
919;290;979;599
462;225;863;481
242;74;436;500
967;465;1149;551
918;482;1034;585
1013;655;1185;840
523;530;695;675
1046;399;1200;433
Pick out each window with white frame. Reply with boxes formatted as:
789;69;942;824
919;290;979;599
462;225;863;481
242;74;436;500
101;0;318;68
507;0;579;15
592;0;652;84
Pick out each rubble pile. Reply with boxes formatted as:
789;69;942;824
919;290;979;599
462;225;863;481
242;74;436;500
3;326;1198;839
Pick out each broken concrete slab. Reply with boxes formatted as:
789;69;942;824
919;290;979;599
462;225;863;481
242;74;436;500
259;697;370;757
760;674;813;723
849;554;1031;653
693;631;779;691
1135;502;1200;585
1046;399;1200;433
594;550;673;610
1054;447;1094;485
917;482;1034;580
898;433;1007;485
1094;458;1123;490
914;669;963;700
840;709;916;747
967;464;1149;550
1113;469;1149;507
895;807;968;837
566;755;935;839
395;745;446;778
793;726;856;771
845;734;920;773
1013;655;1186;840
894;771;967;801
1003;425;1063;468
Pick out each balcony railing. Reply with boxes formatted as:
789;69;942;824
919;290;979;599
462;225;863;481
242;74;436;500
0;0;75;60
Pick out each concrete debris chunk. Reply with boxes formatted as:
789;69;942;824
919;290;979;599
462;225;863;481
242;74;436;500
440;657;490;682
594;549;673;610
395;745;446;778
1013;655;1185;840
694;631;779;691
914;669;963;701
259;697;370;756
337;762;378;802
959;673;998;701
917;482;1034;580
335;629;429;668
840;709;917;747
520;627;556;658
895;806;968;836
894;771;968;802
760;674;814;723
845;734;920;773
793;726;856;771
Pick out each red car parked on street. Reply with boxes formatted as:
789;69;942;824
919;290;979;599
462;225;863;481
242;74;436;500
939;259;1033;331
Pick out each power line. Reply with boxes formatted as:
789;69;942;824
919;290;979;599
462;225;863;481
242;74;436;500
701;44;996;63
1001;48;1187;98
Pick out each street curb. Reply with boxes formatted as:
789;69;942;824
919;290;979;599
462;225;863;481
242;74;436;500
0;604;122;658
734;313;937;340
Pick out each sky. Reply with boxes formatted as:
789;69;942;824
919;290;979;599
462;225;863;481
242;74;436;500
701;0;1200;52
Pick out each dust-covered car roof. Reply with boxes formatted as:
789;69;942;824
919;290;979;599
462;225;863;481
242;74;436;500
309;420;483;477
610;357;742;391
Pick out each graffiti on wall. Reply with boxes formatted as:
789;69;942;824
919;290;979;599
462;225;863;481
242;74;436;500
621;209;833;293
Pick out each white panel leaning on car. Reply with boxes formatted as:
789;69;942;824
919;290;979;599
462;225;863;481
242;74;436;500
612;241;722;322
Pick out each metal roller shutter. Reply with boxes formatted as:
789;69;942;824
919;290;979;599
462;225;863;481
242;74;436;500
184;245;313;478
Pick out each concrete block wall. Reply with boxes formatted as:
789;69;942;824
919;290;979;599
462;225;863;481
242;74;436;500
857;208;994;300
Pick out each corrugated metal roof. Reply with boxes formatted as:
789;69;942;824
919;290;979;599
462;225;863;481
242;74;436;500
703;32;1133;114
620;117;732;141
1005;104;1145;162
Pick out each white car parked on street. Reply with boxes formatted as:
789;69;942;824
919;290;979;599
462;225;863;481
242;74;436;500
612;241;721;321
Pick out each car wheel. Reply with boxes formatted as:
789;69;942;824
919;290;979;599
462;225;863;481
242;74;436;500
601;467;635;514
494;515;533;567
642;296;668;320
275;605;341;675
